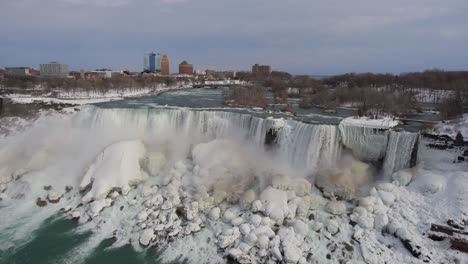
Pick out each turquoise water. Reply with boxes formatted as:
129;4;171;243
0;217;161;264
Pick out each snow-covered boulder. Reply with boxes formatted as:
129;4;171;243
392;168;414;186
208;207;221;221
240;189;256;209
47;191;63;203
80;140;147;203
260;187;289;224
139;228;155;247
377;191;396;207
325;200;347;215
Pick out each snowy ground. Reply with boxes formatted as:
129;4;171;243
430;114;468;140
341;116;400;129
3;85;191;106
0;108;466;264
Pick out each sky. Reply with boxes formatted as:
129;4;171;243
1;0;468;75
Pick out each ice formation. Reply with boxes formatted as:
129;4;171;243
0;105;464;264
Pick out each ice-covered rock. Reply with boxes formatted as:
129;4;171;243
208;207;221;221
240;189;256;209
136;210;149;222
252;226;275;238
252;200;263;212
71;211;81;220
374;210;389;231
231;217;243;226
139;228;155;247
142;184;158;197
325;200;346;215
260;187;289;224
392;168;414;186
88;198;112;218
63;206;72;212
80;140;147;203
223;208;238;223
250;214;262;227
245;233;258;246
109;191;120;199
283;242;301;264
257;235;270;249
239;224;251;235
271;175;311;197
377;191;396;207
218;228;241;248
47;191;63;203
350;206;374;229
290;220;308;238
326;219;339;235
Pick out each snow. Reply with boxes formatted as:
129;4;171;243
341;116;400;129
260;187;290;225
80;140;147;203
5;85;192;106
431;113;468;140
9;96;121;105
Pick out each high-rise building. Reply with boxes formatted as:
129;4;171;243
40;62;69;77
161;54;170;75
144;53;161;73
252;64;271;75
178;61;193;75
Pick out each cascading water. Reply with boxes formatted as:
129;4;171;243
382;131;420;179
73;106;343;175
338;122;389;161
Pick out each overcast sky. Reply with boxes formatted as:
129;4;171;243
1;0;468;75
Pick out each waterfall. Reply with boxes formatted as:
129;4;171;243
73;106;343;175
74;106;419;177
338;122;389;161
382;131;420;179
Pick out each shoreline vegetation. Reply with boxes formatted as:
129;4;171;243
1;69;467;121
224;69;468;120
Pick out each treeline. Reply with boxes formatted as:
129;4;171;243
223;85;269;109
324;70;468;90
0;75;181;93
324;70;468;118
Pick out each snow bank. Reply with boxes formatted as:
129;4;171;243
80;140;147;202
431;113;468;140
341;116;399;129
9;97;121;105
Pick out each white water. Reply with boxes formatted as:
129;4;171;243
382;131;419;179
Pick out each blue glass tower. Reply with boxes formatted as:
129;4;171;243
144;53;161;73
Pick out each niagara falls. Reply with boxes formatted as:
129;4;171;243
2;0;468;263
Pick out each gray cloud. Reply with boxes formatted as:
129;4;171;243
1;0;468;74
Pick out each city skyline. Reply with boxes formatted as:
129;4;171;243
1;0;468;75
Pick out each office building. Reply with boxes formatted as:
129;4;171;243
5;67;33;76
144;53;161;73
40;62;69;77
252;64;271;75
178;61;193;75
161;54;170;75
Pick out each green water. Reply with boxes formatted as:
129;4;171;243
0;217;162;264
